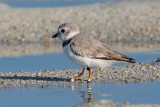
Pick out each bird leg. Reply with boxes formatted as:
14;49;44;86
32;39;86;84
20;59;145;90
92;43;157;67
87;67;92;82
71;68;85;82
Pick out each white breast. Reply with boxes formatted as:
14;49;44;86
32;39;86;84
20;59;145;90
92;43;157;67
63;45;114;68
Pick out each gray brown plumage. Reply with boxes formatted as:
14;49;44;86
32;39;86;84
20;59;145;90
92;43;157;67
69;34;135;63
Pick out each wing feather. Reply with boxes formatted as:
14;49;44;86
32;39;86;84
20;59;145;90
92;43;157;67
70;34;135;63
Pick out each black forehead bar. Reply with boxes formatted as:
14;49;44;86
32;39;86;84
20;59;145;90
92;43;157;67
59;24;66;29
58;23;71;29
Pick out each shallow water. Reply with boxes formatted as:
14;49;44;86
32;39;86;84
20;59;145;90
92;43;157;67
0;0;116;7
0;81;160;107
0;51;159;107
0;51;159;72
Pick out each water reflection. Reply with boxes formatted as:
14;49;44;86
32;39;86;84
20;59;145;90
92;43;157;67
0;81;160;107
71;80;160;106
71;83;93;104
81;83;93;103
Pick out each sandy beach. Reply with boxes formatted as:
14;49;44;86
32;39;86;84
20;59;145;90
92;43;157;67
0;1;160;57
0;59;159;88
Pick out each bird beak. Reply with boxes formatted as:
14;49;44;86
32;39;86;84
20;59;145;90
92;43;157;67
52;32;58;38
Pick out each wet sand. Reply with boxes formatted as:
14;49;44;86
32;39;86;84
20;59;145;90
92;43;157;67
0;59;159;88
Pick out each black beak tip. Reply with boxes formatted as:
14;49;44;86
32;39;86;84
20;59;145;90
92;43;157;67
52;33;58;38
52;35;54;38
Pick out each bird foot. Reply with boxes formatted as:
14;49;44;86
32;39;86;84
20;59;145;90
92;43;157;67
71;78;75;82
87;77;92;83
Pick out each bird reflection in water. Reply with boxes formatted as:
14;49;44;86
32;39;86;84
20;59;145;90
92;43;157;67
71;83;93;103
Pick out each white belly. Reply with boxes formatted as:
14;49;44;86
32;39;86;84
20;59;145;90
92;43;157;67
63;45;114;68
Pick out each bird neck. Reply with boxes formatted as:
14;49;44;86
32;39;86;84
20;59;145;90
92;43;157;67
62;38;72;47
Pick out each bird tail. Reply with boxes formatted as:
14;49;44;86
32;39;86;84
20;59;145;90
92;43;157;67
121;55;136;63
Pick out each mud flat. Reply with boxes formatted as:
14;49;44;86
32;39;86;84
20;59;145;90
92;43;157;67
0;1;160;57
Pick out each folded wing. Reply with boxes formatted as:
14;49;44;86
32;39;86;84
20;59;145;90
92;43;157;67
70;35;135;63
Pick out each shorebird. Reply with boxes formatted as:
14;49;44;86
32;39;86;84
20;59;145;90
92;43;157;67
52;23;135;82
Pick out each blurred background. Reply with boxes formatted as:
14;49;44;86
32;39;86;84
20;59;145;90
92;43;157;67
0;0;159;72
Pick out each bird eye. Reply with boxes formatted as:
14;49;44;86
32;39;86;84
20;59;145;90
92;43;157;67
61;29;65;33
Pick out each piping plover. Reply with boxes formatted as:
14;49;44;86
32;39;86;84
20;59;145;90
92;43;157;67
52;23;135;82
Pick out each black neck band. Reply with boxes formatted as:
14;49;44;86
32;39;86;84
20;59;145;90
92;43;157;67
62;38;72;47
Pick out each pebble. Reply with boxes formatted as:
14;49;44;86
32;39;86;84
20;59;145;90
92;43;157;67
0;59;159;88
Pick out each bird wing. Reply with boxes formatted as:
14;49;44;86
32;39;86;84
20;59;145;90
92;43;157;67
70;35;135;63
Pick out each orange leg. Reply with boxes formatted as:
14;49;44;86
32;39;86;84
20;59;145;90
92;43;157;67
87;67;92;82
71;68;85;82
